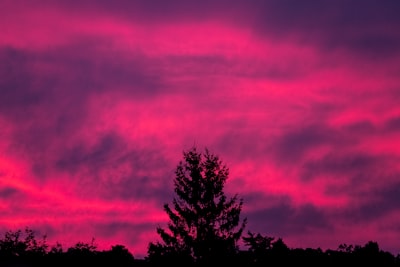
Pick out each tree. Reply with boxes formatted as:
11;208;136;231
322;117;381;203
93;244;135;267
243;231;275;254
242;231;289;265
66;237;97;256
0;227;48;258
147;146;247;265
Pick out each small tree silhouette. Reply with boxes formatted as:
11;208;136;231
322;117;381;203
0;227;48;258
147;146;247;265
242;231;289;265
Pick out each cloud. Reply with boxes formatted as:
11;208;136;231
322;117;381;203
55;133;174;203
1;0;400;258
245;201;331;236
385;116;400;132
0;185;23;200
0;48;45;116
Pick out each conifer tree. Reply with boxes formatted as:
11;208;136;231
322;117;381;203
147;146;247;265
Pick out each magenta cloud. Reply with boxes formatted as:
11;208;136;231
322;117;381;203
1;0;400;259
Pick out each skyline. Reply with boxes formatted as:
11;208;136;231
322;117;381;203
1;0;400;259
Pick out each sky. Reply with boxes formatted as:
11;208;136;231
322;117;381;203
1;0;400;259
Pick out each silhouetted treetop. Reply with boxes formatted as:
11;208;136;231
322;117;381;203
147;146;247;265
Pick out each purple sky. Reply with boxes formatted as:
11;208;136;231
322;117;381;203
1;0;400;258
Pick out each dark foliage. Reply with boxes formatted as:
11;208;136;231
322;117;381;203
0;229;136;267
147;146;247;266
0;228;399;267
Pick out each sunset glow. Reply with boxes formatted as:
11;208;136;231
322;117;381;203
1;0;400;259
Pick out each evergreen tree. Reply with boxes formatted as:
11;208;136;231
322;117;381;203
147;146;247;265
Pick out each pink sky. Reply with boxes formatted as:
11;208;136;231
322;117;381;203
1;0;400;259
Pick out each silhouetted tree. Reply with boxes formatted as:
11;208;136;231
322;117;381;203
242;231;274;265
0;227;49;267
0;227;400;266
107;244;135;266
351;241;397;266
65;238;98;266
147;146;247;266
243;231;275;252
49;241;63;254
242;232;290;266
0;227;48;257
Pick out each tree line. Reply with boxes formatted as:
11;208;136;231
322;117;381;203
1;147;399;266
